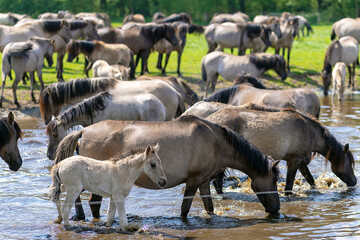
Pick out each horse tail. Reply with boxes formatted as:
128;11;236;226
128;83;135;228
175;93;186;117
305;22;313;35
129;51;135;80
7;42;32;59
201;57;207;82
330;26;337;40
54;130;83;164
49;164;62;202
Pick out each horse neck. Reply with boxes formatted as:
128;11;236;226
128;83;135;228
114;153;145;182
70;29;83;39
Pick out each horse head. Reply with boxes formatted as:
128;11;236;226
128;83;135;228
66;39;80;62
46;116;66;160
84;20;100;40
322;64;332;96
328;142;357;187
142;144;167;188
163;24;179;47
269;18;282;38
57;20;72;43
0;112;22;171
260;25;272;51
251;159;280;214
274;54;287;80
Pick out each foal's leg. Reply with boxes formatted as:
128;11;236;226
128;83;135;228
106;197;116;227
113;194;128;231
54;199;63;223
0;71;8;107
89;193;102;219
62;187;83;226
199;180;214;214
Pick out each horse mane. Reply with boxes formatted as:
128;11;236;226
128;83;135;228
68;20;87;30
249;54;281;70
78;40;95;54
179;115;278;177
47;92;111;134
39;77;118;123
42;20;64;32
241;103;283;112
323;40;339;72
203;85;238;103
142;24;168;44
0;116;22;147
157;12;192;24
6;42;33;59
245;24;261;38
109;148;149;163
179;79;200;102
233;72;267;89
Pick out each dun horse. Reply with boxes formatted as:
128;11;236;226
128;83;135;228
54;116;280;220
0;112;22;171
201;52;287;94
66;39;135;79
46;91;166;159
1;37;54;107
204;73;320;118
50;144;166;229
322;36;359;95
332;62;346;101
206;107;357;194
331;18;360;43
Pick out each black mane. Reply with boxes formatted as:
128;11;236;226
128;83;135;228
78;40;95;54
249;54;282;71
42;20;64;32
203;86;238;104
233;72;266;89
68;20;88;30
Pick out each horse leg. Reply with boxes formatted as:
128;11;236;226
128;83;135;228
36;69;44;97
12;73;22;107
54;199;63;224
162;52;171;75
113;194;128;231
181;182;199;218
177;50;183;77
106;197;116;227
282;48;285;57
299;160;315;188
72;196;86;221
135;54;140;69
156;53;163;70
287;47;291;72
285;159;301;195
275;48;280;55
89;193;102;219
57;52;65;82
141;51;150;75
62;186;83;226
347;66;352;88
352;63;356;90
0;71;8;107
199;180;214;214
212;169;225;195
85;62;93;78
29;72;36;102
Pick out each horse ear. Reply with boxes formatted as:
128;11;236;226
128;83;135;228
154;143;160;152
145;144;151;155
344;143;350;153
51;115;56;122
50;39;55;45
272;160;280;168
8;112;14;125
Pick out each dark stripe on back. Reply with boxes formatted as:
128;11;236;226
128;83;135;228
42;20;63;32
68;20;87;30
78;40;95;54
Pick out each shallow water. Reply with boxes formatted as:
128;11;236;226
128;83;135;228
1;93;360;239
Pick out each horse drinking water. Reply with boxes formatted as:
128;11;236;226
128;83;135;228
50;144;167;230
0;112;22;171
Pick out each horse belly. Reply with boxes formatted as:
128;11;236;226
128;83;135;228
215;30;240;48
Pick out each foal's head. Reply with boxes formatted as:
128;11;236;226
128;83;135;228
142;144;167;188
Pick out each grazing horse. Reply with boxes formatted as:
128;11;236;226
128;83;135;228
123;14;146;24
66;39;135;78
0;20;71;51
204;23;270;54
1;37;54;107
92;60;130;80
50;144;166;229
40;78;185;125
0;112;22;171
206;107;357;194
331;18;360;42
332;62;346;101
46;91;166;159
54;116;280;220
97;23;179;75
136;75;199;106
295;15;313;37
204;72;320;118
201;52;287;94
322;36;359;95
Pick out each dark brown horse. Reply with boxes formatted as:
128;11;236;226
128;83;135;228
0;112;22;171
54;116;280;220
98;23;179;75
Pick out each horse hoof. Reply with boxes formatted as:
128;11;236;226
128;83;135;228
15;102;21;108
54;217;62;224
70;214;85;221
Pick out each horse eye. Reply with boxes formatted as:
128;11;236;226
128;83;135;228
150;162;156;168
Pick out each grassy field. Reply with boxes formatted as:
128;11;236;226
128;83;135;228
0;24;347;109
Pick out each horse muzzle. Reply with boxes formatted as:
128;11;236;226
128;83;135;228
8;158;22;171
157;177;167;188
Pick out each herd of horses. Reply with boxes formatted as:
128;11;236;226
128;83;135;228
0;10;358;231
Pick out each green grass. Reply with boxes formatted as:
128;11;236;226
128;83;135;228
0;24;343;106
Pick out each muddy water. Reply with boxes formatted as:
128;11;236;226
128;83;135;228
1;93;360;239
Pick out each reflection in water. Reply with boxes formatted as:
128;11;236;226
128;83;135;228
1;92;360;239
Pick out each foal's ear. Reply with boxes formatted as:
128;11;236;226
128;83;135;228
145;145;152;155
8;112;14;125
272;160;280;168
153;143;160;152
344;143;350;153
